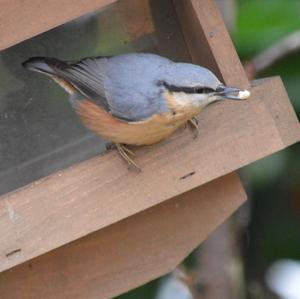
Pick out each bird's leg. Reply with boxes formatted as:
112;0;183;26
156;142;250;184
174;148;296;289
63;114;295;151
106;142;117;150
188;117;199;139
116;143;141;171
121;144;136;157
191;117;199;125
107;142;135;157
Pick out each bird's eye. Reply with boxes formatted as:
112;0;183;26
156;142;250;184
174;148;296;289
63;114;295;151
195;87;215;94
160;82;215;94
195;87;204;93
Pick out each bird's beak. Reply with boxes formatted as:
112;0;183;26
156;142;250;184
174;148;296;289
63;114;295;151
216;86;250;100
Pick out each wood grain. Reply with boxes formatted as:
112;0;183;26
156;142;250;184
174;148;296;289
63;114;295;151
0;77;299;273
252;78;300;146
0;173;246;299
0;0;117;50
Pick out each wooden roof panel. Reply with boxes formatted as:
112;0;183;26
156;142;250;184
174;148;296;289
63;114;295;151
0;0;116;50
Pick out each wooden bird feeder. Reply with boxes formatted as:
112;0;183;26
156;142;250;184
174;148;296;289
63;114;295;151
0;0;299;298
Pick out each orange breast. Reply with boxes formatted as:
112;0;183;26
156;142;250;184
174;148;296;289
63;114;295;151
75;99;200;145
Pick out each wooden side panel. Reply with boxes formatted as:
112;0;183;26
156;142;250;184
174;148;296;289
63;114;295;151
0;0;117;50
173;0;250;89
252;77;300;146
0;78;299;273
0;173;246;299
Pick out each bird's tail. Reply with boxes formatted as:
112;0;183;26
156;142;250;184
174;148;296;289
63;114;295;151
23;56;108;108
22;57;68;76
22;57;77;94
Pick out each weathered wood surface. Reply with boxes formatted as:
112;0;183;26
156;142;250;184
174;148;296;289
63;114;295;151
0;76;299;273
0;0;117;50
0;173;246;299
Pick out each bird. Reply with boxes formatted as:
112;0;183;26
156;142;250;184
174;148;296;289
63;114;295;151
22;53;250;170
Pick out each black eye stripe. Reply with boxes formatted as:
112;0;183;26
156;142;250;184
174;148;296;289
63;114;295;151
158;81;215;94
195;87;216;94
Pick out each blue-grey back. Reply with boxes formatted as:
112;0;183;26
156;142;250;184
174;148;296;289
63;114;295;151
102;53;171;121
102;53;221;121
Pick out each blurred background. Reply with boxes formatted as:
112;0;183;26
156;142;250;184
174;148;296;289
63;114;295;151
0;0;299;298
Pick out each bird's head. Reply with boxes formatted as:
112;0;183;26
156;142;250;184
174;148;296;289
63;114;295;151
160;62;250;110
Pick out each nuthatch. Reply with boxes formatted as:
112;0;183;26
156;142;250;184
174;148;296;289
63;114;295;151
23;53;250;170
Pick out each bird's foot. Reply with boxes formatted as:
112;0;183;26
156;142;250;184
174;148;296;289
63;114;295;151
121;144;136;157
116;143;141;172
187;117;199;139
107;142;135;155
106;142;116;150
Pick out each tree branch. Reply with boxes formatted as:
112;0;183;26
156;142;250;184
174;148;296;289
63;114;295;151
244;30;300;79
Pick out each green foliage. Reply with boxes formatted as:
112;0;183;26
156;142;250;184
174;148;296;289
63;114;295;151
235;0;300;58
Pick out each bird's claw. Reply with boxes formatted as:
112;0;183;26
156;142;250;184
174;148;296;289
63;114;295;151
188;117;199;139
116;143;141;172
106;142;117;150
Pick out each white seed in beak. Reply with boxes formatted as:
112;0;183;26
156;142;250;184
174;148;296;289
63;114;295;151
238;90;251;100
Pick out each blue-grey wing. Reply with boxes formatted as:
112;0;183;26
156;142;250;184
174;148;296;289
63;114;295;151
55;56;110;111
102;53;171;120
44;53;172;121
62;53;171;121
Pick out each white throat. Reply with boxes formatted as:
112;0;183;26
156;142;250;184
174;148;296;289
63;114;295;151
171;92;219;109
